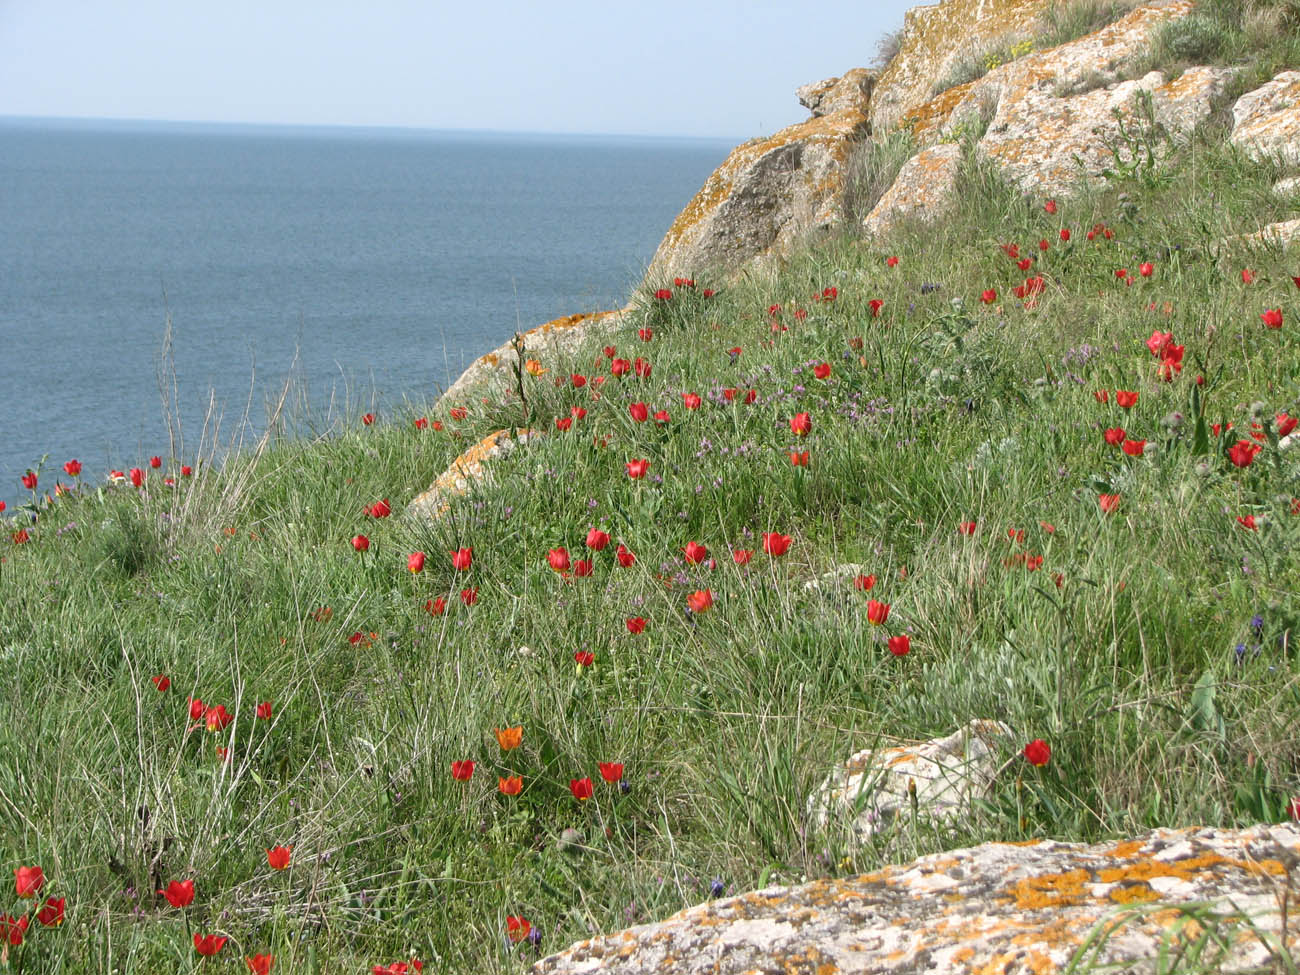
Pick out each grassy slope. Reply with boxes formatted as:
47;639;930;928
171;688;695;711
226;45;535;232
1;121;1299;972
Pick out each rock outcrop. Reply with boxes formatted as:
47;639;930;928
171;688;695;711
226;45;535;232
407;428;540;520
863;143;963;234
535;823;1300;974
796;68;876;118
1231;70;1300;166
806;719;1010;846
643;108;870;282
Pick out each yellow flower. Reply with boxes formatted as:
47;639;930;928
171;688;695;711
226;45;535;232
494;726;522;750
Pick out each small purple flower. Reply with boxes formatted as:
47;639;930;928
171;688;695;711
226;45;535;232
710;878;726;898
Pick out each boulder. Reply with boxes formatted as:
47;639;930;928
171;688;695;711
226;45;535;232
643;108;870;282
869;0;1052;134
862;143;963;235
534;823;1300;974
796;68;876;118
1275;176;1300;198
806;718;1010;845
1221;217;1300;250
407;428;541;520
436;308;627;411
1231;71;1300;166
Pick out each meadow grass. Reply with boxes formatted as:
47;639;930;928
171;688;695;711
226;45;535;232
1;121;1299;973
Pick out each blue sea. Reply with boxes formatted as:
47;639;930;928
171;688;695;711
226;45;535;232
0;117;731;506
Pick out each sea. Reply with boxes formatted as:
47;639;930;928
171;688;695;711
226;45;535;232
0;117;733;508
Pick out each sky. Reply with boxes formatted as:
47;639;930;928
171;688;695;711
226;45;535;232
0;0;915;140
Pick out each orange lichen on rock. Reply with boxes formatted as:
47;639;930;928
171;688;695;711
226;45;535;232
1007;868;1091;910
407;428;540;520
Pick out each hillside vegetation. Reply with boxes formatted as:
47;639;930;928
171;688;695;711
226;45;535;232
2;102;1299;973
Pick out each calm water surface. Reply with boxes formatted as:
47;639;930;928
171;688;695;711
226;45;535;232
0;118;731;506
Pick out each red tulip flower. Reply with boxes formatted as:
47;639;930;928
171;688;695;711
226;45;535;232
506;916;532;942
1;916;28;947
1228;440;1261;468
683;541;708;564
626;459;649;479
682;393;701;410
35;897;63;928
130;467;145;487
451;547;472;570
958;522;977;536
634;356;651;378
790;413;811;437
886;255;899;267
554;416;572;431
686;589;714;613
1059;228;1070;241
205;705;233;732
246;955;275;975
1104;427;1125;446
256;701;273;720
854;574;876;591
626;617;646;634
367;499;391;518
498;776;523;795
574;651;594;668
790;451;809;466
728;549;750;566
14;866;43;899
1121;439;1146;456
20;471;37;490
980;289;997;304
1114;390;1138;409
616;544;636;567
63;459;81;477
868;299;884;317
1242;268;1256;284
425;597;447;616
654;409;670;424
450;760;475;781
188;698;205;721
152;674;170;692
569;777;594;801
413;416;428;429
629;402;648;422
148;455;161;469
1019;258;1034;271
1044;199;1058;214
1139;262;1154;277
654;288;672;300
573;559;593;577
887;635;911;657
459;587;478;606
181;465;193;476
866;600;890;625
611;357;630;376
361;413;375;425
1237;514;1257;531
1098;493;1121;514
407;551;426;573
160;879;196;908
266;845;292;870
599;762;624;783
194;934;228;956
352;534;370;552
813;363;831;380
1261;308;1283;329
1023;739;1051;766
762;532;792;556
744;389;757;404
547;548;570;572
449;407;468;420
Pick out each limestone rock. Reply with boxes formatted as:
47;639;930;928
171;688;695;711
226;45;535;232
407;428;541;520
1231;71;1300;166
643;109;870;281
1275;175;1300;198
534;823;1300;974
436;308;627;410
801;562;874;593
806;719;1010;845
869;0;1051;134
797;68;876;118
1221;218;1300;250
862;143;963;235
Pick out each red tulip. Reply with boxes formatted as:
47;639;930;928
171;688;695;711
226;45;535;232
574;651;595;668
1023;739;1051;766
188;698;205;721
1115;390;1138;409
194;934;228;956
573;559;593;577
629;402;648;422
1242;268;1255;284
407;551;426;573
616;544;636;567
130;467;145;487
413;416;428;429
683;541;708;564
866;600;890;625
1228;440;1261;468
1039;238;1050;251
1;916;28;947
886;256;899;267
790;451;809;466
1044;199;1058;214
506;916;531;942
160;879;196;908
744;389;757;404
246;955;275;975
654;289;672;301
266;845;292;870
35;897;63;928
599;762;624;783
451;547;472;570
686;589;714;613
854;574;876;591
181;465;193;477
638;330;654;345
1237;514;1257;531
1277;413;1298;438
1139;262;1154;277
585;528;610;551
887;635;910;657
14;866;43;899
498;776;523;796
460;587;478;606
450;760;475;781
367;499;391;518
569;777;594;800
723;387;737;401
626;458;649;479
868;299;884;317
958;522;977;536
611;357;630;376
654;409;670;424
63;459;81;477
626;617;646;634
980;289;997;304
1121;439;1146;456
762;532;791;556
205;705;233;732
571;374;587;388
425;597;447;616
148;455;162;469
256;701;273;720
789;413;811;437
1103;427;1125;446
361;413;376;425
1098;493;1121;513
1115;267;1127;279
352;534;370;552
151;674;170;692
449;407;468;420
682;393;701;410
732;549;753;566
20;471;37;490
547;548;570;572
1019;258;1034;271
554;416;572;431
1059;228;1070;241
813;363;831;380
1261;308;1283;329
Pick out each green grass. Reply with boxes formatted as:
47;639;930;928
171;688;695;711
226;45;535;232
2;113;1300;974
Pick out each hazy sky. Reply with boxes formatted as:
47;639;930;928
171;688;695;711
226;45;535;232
0;0;914;139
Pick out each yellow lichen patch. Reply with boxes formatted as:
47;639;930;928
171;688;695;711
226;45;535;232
907;81;979;141
1110;882;1161;904
1006;868;1091;909
1095;852;1286;885
951;946;976;964
1106;840;1146;859
479;352;499;367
